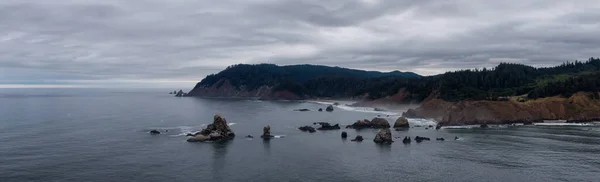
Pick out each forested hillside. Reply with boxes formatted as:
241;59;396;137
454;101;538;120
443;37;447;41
189;57;600;102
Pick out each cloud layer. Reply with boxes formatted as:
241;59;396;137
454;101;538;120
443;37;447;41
1;0;599;88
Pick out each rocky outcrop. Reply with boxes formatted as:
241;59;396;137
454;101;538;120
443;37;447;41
318;108;323;112
402;136;411;144
393;117;410;128
326;105;334;112
341;131;348;138
414;136;430;142
261;126;274;139
346;118;390;129
373;128;393;144
150;130;161;135
187;115;235;142
404;92;600;126
315;122;341;130
175;90;186;97
351;135;364;142
298;126;316;133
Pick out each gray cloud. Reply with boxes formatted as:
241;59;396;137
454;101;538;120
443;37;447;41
1;0;599;87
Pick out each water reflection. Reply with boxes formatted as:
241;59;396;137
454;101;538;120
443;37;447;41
262;139;271;155
211;140;232;181
376;143;392;154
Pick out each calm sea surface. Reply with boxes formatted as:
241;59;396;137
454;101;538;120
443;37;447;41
1;88;599;182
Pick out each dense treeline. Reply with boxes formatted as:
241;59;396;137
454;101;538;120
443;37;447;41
196;57;600;102
199;64;420;91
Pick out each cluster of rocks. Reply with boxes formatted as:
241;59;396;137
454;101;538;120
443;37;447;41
154;114;460;146
174;89;187;97
346;117;411;130
186;115;235;142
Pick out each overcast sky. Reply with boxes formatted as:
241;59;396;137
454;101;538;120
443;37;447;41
1;0;600;88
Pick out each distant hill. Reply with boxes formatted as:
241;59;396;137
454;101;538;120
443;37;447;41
187;64;420;99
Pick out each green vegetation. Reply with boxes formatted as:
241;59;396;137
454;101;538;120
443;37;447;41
193;58;600;102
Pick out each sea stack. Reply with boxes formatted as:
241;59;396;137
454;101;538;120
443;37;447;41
186;115;235;142
261;125;274;140
373;128;393;144
393;117;410;128
341;131;348;138
326;105;334;112
175;89;185;97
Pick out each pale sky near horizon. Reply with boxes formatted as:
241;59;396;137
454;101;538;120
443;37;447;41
1;0;600;88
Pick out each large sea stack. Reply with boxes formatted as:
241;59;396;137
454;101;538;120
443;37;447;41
373;128;393;144
393;117;410;128
187;115;235;142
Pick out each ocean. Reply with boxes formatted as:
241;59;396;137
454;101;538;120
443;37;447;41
1;88;599;182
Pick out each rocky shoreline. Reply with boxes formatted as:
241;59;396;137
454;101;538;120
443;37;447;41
403;92;600;126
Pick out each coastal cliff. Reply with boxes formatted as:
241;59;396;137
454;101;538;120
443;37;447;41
404;92;600;125
187;78;303;100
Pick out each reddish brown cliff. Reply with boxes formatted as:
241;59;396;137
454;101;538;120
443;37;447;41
404;92;600;125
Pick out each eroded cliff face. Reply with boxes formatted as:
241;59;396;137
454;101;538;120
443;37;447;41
404;92;600;125
187;78;303;100
351;88;416;107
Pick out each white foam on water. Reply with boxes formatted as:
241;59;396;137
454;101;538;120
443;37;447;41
407;118;437;127
273;135;285;139
534;123;595;126
442;125;479;129
308;100;400;115
228;123;237;126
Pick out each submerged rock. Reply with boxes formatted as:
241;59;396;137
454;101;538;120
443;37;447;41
326;105;334;112
298;126;316;133
150;130;161;135
373;128;393;144
261;125;274;140
315;122;341;130
318;108;323;112
455;136;460;140
523;121;534;125
187;115;235;142
480;124;489;128
246;135;254;138
435;125;442;130
294;109;310;112
351;135;364;142
436;138;445;141
393;117;410;128
341;131;348;138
